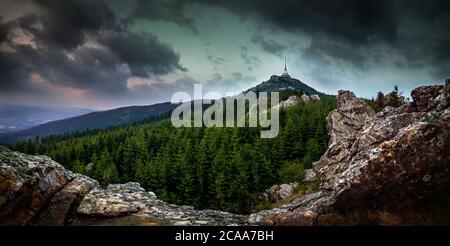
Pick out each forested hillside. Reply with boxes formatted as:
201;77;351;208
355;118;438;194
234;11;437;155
0;103;178;144
13;95;336;213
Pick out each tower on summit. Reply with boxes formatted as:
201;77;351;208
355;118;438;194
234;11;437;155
281;57;290;78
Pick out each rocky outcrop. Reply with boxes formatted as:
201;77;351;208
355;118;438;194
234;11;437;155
75;182;246;226
32;174;98;225
301;94;320;102
0;146;98;225
411;85;443;111
438;79;450;110
311;81;450;212
326;90;375;145
303;169;317;182
384;91;406;107
251;80;449;224
275;94;320;109
260;182;299;203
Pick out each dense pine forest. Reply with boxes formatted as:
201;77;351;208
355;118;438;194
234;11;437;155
13;94;336;213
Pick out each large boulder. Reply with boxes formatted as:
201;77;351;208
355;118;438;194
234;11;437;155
411;85;443;111
0;146;99;225
260;182;298;202
77;182;156;217
32;174;99;225
326;90;375;146
76;182;246;226
275;94;320;109
0;146;70;225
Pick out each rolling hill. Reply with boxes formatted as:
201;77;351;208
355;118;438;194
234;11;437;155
0;102;178;143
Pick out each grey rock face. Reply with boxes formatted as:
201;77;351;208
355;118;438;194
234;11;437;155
33;174;99;225
260;182;299;202
0;146;74;225
313;81;450;211
76;182;247;226
303;169;317;182
326;90;375;146
275;94;320;109
411;85;443;111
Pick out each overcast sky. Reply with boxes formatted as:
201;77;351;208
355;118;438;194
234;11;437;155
0;0;449;109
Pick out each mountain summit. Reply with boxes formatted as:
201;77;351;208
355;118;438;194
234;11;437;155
246;61;321;95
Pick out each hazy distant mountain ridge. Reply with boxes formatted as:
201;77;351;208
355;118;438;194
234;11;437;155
0;102;178;143
0;103;92;134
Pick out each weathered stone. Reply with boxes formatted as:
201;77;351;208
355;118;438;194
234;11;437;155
249;208;316;226
76;182;247;225
384;91;406;107
313;81;450;212
77;182;156;217
303;169;317;182
411;85;443;111
326;90;375;146
0;146;71;225
260;182;298;202
33;174;99;225
438;79;450;110
275;94;320;109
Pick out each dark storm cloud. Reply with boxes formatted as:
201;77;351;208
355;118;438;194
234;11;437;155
127;0;397;45
0;42;128;93
98;31;187;77
428;38;450;78
396;0;450;78
196;0;398;45
302;37;368;70
193;0;449;77
129;0;198;33
0;0;186;96
250;34;287;57
30;0;116;50
0;18;9;42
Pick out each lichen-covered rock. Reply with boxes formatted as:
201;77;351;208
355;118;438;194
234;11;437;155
249;208;316;226
77;182;157;217
326;90;375;145
76;182;247;226
384;91;406;107
33;174;99;225
260;182;298;202
275;94;320;109
411;85;443;111
303;169;317;182
0;146;71;225
438;79;450;110
0;146;99;226
312;81;450;212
